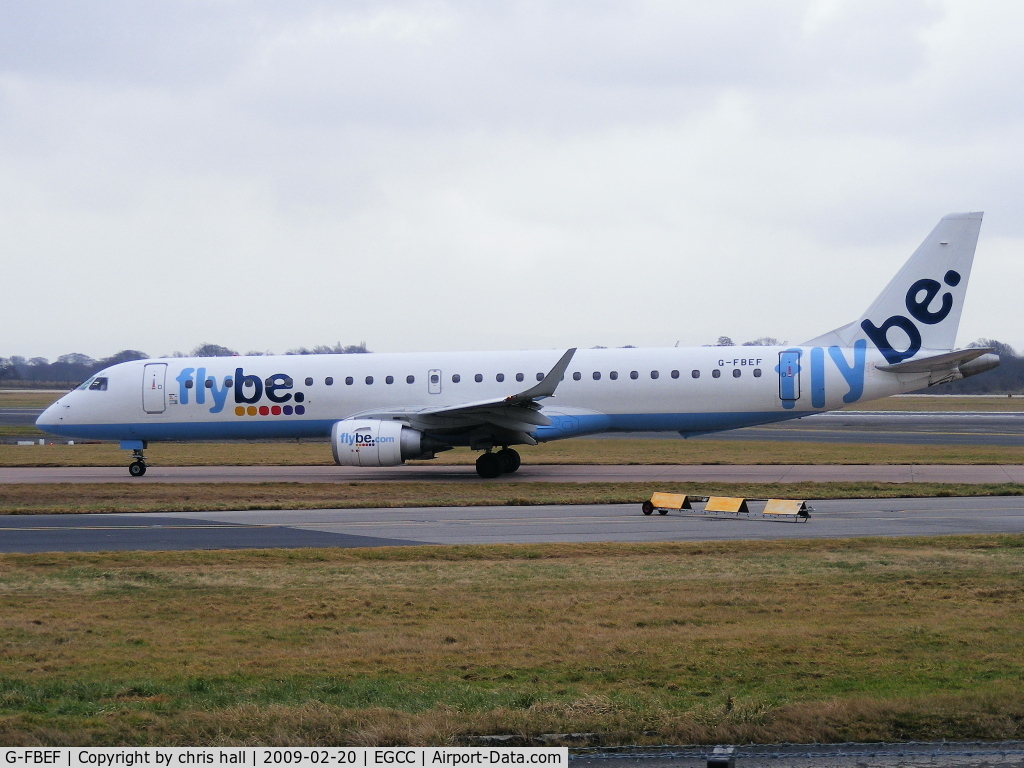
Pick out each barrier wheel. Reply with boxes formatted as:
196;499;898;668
658;508;669;515
641;500;655;515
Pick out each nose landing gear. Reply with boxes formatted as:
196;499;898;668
475;447;521;478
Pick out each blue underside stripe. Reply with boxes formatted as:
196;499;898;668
39;410;806;444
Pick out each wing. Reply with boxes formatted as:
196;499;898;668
346;348;577;448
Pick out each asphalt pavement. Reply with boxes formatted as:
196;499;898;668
2;496;1022;552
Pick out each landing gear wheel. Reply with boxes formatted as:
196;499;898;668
128;460;147;477
496;448;521;473
658;508;669;515
475;452;503;479
641;500;655;516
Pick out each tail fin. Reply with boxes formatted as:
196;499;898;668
803;212;983;363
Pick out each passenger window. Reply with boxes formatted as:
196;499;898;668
345;377;354;385
452;374;461;383
365;376;374;385
593;371;601;380
385;375;394;384
712;369;721;379
753;368;762;378
474;374;483;383
573;372;581;381
536;373;544;381
671;370;679;379
89;377;108;391
650;370;659;379
325;377;334;385
496;373;505;382
184;380;194;389
516;373;524;382
224;377;233;386
630;371;639;380
267;376;293;388
691;370;700;379
205;379;213;388
305;377;314;386
733;369;741;378
609;371;618;380
408;375;416;384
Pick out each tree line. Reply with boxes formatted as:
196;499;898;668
0;342;369;389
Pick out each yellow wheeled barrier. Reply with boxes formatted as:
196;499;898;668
642;494;811;522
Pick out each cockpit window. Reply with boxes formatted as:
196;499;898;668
76;377;95;391
88;377;108;391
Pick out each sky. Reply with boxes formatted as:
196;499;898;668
2;0;1023;360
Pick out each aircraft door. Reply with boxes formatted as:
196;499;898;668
778;351;801;402
428;369;442;394
143;363;167;413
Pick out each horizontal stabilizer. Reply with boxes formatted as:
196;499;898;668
876;347;993;373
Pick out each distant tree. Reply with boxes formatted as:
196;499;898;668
99;350;149;367
620;345;636;348
743;337;783;346
190;343;238;357
0;357;15;381
51;353;96;386
287;342;370;355
969;338;1016;357
716;336;734;347
57;353;95;367
245;350;272;356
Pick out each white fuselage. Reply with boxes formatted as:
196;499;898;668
36;344;925;445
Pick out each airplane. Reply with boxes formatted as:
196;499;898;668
36;212;1000;478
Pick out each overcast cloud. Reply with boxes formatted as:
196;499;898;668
2;0;1022;359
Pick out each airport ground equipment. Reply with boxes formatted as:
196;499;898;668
643;494;811;521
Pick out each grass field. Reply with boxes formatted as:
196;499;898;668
1;480;1022;515
5;439;1024;469
0;391;67;409
0;537;1022;746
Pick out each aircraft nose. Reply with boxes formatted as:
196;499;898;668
36;402;64;431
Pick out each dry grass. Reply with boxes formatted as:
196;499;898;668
0;391;68;409
6;439;1024;468
1;481;1022;515
0;537;1022;745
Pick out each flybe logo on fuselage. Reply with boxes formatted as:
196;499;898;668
861;270;961;365
174;367;307;416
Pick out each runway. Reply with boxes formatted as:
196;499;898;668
3;462;1024;483
1;496;1022;553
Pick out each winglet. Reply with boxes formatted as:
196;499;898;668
506;348;576;403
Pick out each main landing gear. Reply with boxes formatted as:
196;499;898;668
128;449;147;477
475;448;521;479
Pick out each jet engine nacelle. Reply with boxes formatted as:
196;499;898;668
331;419;426;467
